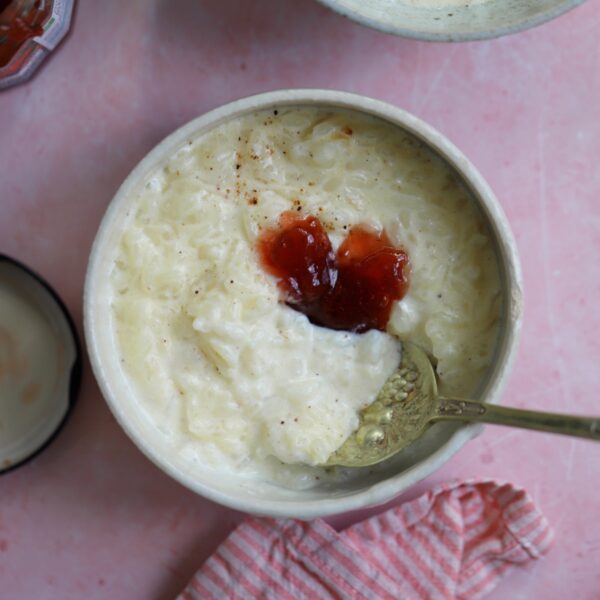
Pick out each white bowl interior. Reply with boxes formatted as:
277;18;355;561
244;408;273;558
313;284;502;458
317;0;585;41
84;90;522;518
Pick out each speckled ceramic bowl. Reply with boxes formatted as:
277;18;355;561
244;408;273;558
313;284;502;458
85;90;522;518
317;0;585;42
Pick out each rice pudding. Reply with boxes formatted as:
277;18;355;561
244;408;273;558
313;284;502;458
109;107;501;488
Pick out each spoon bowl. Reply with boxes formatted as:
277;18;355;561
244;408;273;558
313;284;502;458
326;342;600;467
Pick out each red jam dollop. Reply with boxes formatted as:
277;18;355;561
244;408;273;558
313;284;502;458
257;212;409;333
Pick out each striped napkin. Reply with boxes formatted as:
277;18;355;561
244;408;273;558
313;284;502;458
178;480;553;600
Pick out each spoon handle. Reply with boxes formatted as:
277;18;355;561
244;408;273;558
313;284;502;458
434;398;600;441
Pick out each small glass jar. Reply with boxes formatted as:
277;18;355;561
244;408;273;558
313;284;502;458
0;0;74;90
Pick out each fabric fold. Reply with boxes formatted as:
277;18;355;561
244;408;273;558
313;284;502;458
178;479;553;600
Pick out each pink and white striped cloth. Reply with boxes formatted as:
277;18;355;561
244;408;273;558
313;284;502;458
178;480;553;600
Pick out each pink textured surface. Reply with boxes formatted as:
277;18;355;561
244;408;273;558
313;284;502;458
0;1;598;598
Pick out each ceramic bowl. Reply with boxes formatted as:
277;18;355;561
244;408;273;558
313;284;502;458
84;90;522;518
316;0;585;42
0;255;81;473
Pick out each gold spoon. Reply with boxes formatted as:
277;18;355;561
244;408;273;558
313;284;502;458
325;342;600;467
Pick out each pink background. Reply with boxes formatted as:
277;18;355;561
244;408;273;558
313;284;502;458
1;1;599;598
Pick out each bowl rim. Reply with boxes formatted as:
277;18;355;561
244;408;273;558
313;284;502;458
84;89;523;518
315;0;586;42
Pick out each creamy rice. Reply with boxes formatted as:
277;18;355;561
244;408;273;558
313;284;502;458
110;107;501;488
